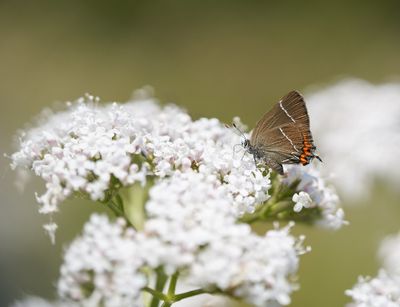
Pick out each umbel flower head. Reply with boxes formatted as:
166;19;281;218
10;88;345;234
308;79;400;201
10;88;346;306
346;231;400;307
10;90;270;217
58;213;307;307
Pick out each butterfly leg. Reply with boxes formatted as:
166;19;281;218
252;155;259;168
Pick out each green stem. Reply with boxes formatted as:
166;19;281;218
143;287;167;302
265;200;292;217
101;199;124;217
173;289;209;301
150;269;168;307
167;272;179;297
239;198;293;223
239;212;260;224
143;272;209;306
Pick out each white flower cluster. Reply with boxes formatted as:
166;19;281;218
145;171;308;305
284;165;347;230
10;88;346;306
307;79;400;200
10;89;347;232
346;231;400;307
58;214;146;307
346;270;400;307
188;223;306;306
58;210;306;307
10;91;270;217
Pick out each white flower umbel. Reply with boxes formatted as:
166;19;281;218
58;210;306;307
346;231;400;307
58;214;146;307
189;223;307;306
307;79;400;200
144;172;307;306
345;270;400;307
10;90;270;220
10;88;346;306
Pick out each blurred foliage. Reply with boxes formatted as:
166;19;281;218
1;0;400;306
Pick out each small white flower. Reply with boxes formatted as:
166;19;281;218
292;192;312;212
284;164;348;229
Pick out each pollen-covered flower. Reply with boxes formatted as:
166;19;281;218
307;79;400;200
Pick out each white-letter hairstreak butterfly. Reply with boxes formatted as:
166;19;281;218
234;90;322;175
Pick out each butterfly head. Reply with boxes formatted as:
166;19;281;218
242;138;251;149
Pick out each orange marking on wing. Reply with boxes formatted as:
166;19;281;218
300;133;315;164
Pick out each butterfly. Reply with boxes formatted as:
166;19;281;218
234;90;322;175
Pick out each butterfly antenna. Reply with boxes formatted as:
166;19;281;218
315;155;323;163
232;123;249;143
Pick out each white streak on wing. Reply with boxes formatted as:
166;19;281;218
279;127;299;153
279;100;296;123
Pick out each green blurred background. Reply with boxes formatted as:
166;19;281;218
1;1;400;306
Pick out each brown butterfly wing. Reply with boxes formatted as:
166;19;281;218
253;124;304;163
250;91;317;171
251;90;309;144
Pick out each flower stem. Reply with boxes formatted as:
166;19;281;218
101;199;124;217
144;271;210;307
173;289;208;301
167;272;179;297
150;268;168;307
143;287;167;302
